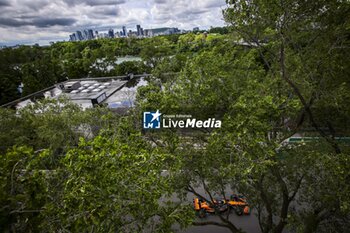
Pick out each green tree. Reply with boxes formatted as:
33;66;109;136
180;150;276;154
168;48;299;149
0;102;193;232
140;37;173;68
136;15;350;230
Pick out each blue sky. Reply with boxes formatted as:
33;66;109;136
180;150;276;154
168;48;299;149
0;0;227;46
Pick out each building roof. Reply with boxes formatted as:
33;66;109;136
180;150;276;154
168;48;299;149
1;75;150;110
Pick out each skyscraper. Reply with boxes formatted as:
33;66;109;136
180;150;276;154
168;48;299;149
83;30;89;40
122;26;127;37
136;25;142;36
108;29;114;38
69;34;76;41
76;31;83;41
88;29;94;40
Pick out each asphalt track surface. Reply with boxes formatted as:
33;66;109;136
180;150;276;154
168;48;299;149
182;213;261;233
176;185;262;233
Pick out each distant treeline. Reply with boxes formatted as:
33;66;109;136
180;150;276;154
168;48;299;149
0;29;230;105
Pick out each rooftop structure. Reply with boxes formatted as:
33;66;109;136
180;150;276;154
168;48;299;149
2;75;150;111
54;80;126;109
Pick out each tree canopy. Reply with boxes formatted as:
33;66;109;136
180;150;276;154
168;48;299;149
0;1;350;232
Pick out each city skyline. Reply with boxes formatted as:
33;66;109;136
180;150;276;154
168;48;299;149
0;0;226;46
69;24;190;42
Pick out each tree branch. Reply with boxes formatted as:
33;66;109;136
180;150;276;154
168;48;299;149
256;175;273;233
279;35;341;154
289;174;304;202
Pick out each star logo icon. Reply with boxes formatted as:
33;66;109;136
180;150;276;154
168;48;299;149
150;110;162;123
143;110;162;129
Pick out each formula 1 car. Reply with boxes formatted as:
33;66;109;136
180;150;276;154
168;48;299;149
226;194;250;216
193;194;250;217
193;198;228;218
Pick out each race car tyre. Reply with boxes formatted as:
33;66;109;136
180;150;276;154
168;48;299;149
198;209;206;218
219;204;229;212
235;207;244;216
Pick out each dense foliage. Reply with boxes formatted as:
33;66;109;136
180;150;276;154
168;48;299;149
1;1;350;233
0;32;222;105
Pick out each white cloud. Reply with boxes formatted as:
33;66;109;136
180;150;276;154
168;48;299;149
0;0;226;45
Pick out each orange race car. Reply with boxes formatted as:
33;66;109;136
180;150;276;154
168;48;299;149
193;194;250;217
193;198;228;218
226;194;251;216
